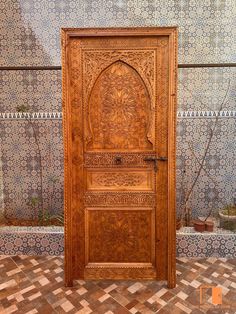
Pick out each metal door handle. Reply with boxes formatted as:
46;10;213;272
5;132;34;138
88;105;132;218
143;156;167;172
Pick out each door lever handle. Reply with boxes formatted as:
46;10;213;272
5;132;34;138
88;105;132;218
143;156;167;172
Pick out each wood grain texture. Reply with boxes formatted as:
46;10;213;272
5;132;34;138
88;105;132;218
167;28;178;288
61;29;73;287
155;35;169;281
61;27;177;287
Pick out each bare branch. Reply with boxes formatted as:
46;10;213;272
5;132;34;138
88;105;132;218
183;79;231;208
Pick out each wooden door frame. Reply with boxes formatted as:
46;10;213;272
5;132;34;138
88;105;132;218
61;27;177;288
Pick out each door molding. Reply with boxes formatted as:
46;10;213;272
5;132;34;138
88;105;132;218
61;27;177;288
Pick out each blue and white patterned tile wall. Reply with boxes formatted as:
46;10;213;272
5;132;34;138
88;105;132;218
0;0;235;221
178;68;236;112
0;70;62;113
1;0;236;65
0;120;63;219
1;68;235;113
176;117;235;218
0;226;64;255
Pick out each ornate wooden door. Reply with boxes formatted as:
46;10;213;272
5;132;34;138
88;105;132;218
61;27;177;288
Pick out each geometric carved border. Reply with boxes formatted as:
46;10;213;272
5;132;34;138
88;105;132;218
84;152;156;168
84;192;155;207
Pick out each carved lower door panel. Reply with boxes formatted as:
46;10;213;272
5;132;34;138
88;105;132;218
61;27;177;287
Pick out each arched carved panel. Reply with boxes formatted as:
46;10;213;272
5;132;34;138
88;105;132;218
86;61;153;150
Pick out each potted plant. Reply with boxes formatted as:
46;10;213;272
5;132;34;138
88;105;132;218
219;202;236;231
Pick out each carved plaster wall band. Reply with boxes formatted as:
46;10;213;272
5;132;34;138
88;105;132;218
0;112;62;120
0;111;235;120
177;110;236;118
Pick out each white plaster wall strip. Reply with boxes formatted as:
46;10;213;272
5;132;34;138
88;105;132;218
0;111;235;120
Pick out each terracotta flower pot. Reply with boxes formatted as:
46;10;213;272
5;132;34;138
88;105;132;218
205;221;214;232
194;220;205;232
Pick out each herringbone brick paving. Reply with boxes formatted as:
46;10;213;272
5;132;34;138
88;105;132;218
0;256;235;313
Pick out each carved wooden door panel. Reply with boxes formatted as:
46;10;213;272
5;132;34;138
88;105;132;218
61;27;177;288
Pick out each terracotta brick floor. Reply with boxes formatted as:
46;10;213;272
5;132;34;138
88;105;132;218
0;256;235;314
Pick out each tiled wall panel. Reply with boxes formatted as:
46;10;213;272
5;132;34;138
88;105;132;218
176;117;236;219
1;67;235;113
178;68;236;111
0;0;235;66
0;227;64;255
0;70;62;113
0;120;63;219
177;228;236;258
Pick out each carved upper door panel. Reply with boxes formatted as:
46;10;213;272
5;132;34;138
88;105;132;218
83;48;157;151
87;61;152;150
